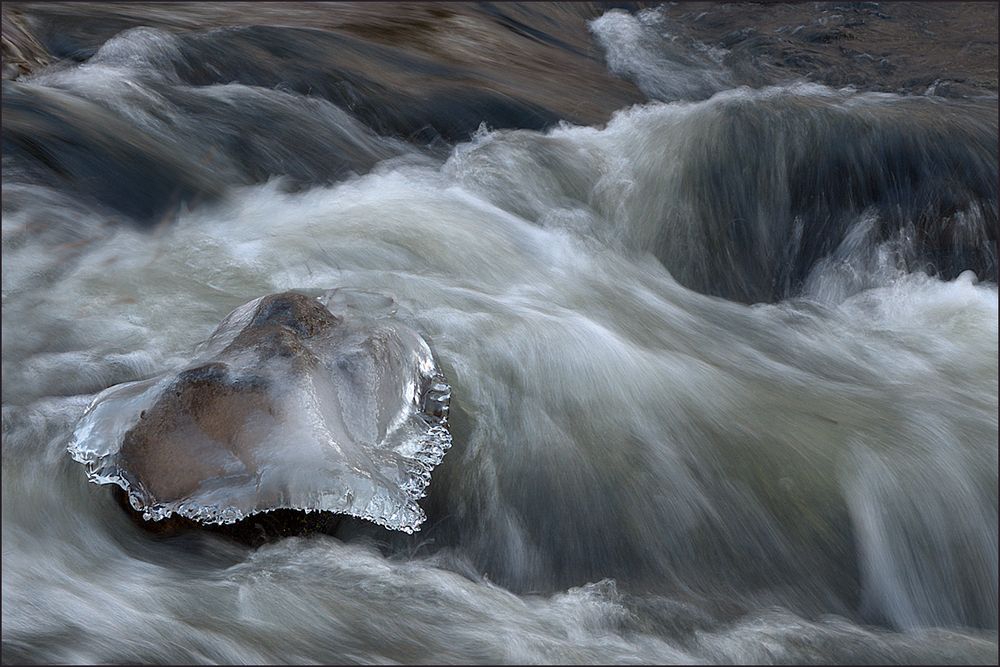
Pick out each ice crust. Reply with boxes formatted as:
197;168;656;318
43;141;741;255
67;290;452;533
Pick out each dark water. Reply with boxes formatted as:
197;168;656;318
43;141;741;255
2;2;997;664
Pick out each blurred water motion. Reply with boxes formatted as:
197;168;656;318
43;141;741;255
2;2;997;664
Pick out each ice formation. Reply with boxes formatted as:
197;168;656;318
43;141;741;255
68;291;452;533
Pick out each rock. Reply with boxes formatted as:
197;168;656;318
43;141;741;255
2;7;51;80
69;291;453;538
657;1;998;98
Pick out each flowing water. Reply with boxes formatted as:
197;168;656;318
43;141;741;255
2;3;998;664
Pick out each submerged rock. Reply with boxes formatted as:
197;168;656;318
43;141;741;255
68;290;452;535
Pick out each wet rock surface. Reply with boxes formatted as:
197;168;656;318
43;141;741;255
4;2;647;130
7;2;996;102
653;1;997;98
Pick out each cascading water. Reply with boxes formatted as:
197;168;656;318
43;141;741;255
2;3;997;664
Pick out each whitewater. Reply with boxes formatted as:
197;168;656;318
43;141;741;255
2;5;997;664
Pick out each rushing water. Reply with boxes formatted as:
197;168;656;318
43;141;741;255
2;3;998;664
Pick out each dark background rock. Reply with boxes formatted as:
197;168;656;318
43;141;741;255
2;1;649;129
655;1;997;98
5;2;996;114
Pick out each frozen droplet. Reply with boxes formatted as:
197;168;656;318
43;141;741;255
129;493;143;511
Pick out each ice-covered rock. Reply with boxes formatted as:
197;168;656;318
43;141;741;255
68;290;452;534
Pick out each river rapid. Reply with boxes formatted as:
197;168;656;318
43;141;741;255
2;3;998;664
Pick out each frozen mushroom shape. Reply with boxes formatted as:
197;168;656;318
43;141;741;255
68;291;452;533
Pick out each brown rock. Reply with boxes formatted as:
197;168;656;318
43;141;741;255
2;6;50;79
